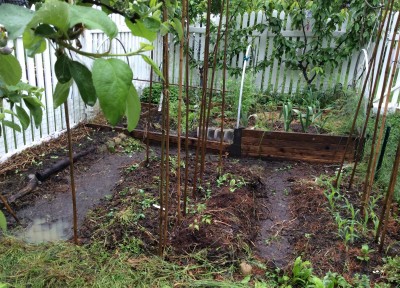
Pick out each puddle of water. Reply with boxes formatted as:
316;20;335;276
16;217;71;244
13;151;137;244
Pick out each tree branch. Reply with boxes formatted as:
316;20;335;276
80;0;140;23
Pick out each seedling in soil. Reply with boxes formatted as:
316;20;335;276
283;188;289;196
126;163;139;173
357;244;374;262
189;218;200;231
274;164;292;172
216;173;246;192
264;235;280;246
119;187;129;196
122;138;143;154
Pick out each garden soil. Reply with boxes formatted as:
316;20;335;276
0;124;399;283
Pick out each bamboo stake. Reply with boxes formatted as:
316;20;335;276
348;57;378;189
198;0;214;183
335;3;392;187
64;101;78;245
377;138;400;252
218;0;230;175
192;0;213;195
201;0;225;180
158;2;170;256
183;0;190;216
362;13;400;214
162;2;171;254
176;0;187;223
145;50;154;164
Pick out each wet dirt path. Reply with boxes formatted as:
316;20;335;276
13;151;138;243
253;160;322;268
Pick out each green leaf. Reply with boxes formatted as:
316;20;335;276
241;275;251;284
143;17;161;32
55;54;72;84
69;5;118;39
34;24;57;38
126;85;141;131
2;120;21;132
23;97;43;128
0;210;7;233
141;55;163;79
53;81;72;108
69;61;97;106
139;42;154;51
93;59;133;125
28;0;70;35
23;29;47;57
125;19;157;42
0;4;34;40
171;18;183;40
15;105;30;130
0;54;22;85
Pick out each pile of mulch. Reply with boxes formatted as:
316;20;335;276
79;154;260;259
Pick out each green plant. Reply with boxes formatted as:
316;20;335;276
380;256;400;284
216;173;246;192
126;163;139;173
119;236;143;255
357;244;374;262
323;271;351;288
0;211;6;233
264;1;378;86
352;273;370;287
293;104;323;132
122;138;143;154
284;257;314;286
281;101;294;132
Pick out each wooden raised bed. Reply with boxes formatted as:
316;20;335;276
86;124;359;164
229;128;359;163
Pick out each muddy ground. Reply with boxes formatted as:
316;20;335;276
0;124;399;284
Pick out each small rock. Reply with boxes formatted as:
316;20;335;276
118;133;127;139
98;144;108;153
113;137;122;145
239;261;252;276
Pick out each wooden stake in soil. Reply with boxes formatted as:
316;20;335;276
335;3;392;187
158;2;171;256
192;0;213;193
376;138;400;252
145;50;154;164
201;0;225;179
218;0;230;175
362;13;400;214
183;0;190;216
64;101;78;245
175;0;187;224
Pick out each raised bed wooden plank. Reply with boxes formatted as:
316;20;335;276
241;145;354;163
85;123;229;152
241;129;357;145
241;137;356;152
243;151;344;163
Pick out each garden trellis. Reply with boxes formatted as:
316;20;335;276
1;10;400;162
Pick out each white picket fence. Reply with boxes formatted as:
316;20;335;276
0;15;152;162
1;10;399;162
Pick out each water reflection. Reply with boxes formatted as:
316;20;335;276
16;217;71;244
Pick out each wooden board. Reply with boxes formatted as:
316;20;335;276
240;129;357;163
85;123;229;152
